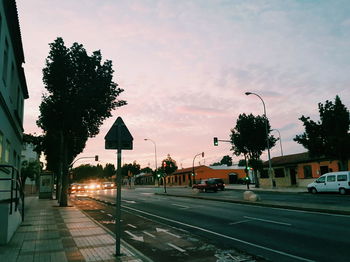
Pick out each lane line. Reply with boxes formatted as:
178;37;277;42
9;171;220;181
167;243;186;253
107;214;113;217
122;205;314;262
244;216;291;226
100;210;105;213
127;224;137;228
172;203;189;209
143;231;156;238
229;219;251;225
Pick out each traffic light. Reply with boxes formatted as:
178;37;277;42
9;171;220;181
162;161;167;168
213;137;218;146
95;155;99;161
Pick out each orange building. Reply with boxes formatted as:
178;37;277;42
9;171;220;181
165;165;247;187
260;152;350;188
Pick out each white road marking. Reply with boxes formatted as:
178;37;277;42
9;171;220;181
100;210;105;213
127;224;137;228
122;200;136;204
125;230;144;242
167;243;186;253
122;205;314;262
156;227;180;238
107;214;113;217
172;203;189;209
229;219;251;225
143;231;156;238
244;216;292;226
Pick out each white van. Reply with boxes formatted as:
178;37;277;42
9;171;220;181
307;171;350;195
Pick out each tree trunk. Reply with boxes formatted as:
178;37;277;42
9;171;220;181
253;169;260;188
59;136;69;207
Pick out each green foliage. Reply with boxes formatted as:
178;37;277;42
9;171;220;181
103;163;116;178
238;159;246;167
161;154;178;176
294;95;350;170
210;155;233;166
23;134;44;156
230;113;276;160
230;113;276;187
121;161;141;177
140;167;153;173
37;37;126;206
21;160;41;184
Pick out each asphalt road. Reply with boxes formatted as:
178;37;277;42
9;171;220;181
77;188;350;262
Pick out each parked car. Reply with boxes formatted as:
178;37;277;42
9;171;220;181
307;171;350;195
102;182;115;189
208;178;225;190
192;179;218;192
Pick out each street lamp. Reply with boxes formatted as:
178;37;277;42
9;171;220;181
192;152;204;186
144;138;158;186
245;92;274;188
272;129;283;156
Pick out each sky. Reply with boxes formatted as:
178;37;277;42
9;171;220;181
17;0;350;169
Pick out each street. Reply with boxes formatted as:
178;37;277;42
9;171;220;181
71;188;350;262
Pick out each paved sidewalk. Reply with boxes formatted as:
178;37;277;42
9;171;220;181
225;184;307;193
0;196;149;262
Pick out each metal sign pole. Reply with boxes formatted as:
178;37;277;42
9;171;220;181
115;126;122;256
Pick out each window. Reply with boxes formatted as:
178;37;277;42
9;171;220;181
316;176;325;183
327;175;336;182
303;165;312;178
260;169;269;178
337;175;347;182
274;168;285;178
183;175;186;182
0;132;3;162
4;140;10;163
2;39;9;85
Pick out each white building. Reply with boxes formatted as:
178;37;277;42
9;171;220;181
0;0;28;244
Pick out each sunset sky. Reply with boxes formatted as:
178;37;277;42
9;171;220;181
17;0;350;169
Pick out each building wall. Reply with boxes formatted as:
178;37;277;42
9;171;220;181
166;166;247;186
260;159;350;188
0;0;28;245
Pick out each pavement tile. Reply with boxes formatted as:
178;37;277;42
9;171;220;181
0;196;148;262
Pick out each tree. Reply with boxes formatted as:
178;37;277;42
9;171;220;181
210;155;233;166
121;161;141;177
103;163;116;179
230;113;277;187
37;37;126;206
294;95;350;171
21;160;41;185
161;154;178;193
140;167;153;173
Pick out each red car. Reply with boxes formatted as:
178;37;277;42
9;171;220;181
192;179;218;192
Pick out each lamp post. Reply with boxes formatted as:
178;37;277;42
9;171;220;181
245;92;274;188
192;152;204;186
144;138;158;186
272;129;283;156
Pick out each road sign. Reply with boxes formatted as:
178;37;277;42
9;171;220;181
104;117;133;150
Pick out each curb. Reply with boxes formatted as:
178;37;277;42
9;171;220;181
154;193;350;216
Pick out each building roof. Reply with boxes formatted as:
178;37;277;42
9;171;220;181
263;152;333;167
172;165;245;175
3;0;28;98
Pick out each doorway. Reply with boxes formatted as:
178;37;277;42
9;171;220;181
290;168;297;185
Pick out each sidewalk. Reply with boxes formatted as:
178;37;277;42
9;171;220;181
0;196;150;262
224;184;307;193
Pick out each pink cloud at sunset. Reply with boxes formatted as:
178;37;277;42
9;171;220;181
16;0;350;169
